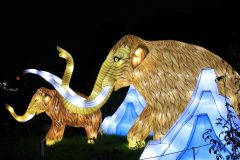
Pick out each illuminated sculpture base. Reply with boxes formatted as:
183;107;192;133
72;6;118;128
19;36;240;149
140;68;240;159
101;84;151;136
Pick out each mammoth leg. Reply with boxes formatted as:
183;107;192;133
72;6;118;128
127;106;153;149
55;124;66;143
85;125;96;144
46;122;64;146
152;120;164;141
85;111;102;144
153;112;171;141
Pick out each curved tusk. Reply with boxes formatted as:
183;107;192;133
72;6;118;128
57;46;74;89
23;69;83;98
23;69;113;108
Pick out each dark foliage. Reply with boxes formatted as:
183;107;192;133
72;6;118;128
203;69;240;159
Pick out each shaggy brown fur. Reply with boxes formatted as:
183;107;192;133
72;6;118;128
111;35;239;144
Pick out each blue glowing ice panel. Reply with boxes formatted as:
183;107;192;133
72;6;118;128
101;84;147;136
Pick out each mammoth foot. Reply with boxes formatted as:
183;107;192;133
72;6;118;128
46;139;56;146
87;138;96;144
128;138;146;150
45;137;63;146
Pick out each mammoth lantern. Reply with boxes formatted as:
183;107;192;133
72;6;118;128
17;35;240;148
6;47;102;145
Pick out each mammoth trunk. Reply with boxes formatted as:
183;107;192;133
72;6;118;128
6;104;35;122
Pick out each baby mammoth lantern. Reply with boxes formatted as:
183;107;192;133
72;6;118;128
6;47;102;145
23;35;240;148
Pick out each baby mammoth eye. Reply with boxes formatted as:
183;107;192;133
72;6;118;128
114;57;120;62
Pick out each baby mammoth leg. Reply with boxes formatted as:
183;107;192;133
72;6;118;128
46;122;64;146
55;124;66;142
91;111;102;139
127;106;153;149
85;125;95;144
85;111;102;144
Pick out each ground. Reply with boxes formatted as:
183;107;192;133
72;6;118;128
0;123;144;160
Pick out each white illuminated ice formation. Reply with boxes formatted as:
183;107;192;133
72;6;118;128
101;84;148;136
140;68;240;160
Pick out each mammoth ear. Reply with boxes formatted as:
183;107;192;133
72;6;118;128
131;45;149;68
43;93;52;105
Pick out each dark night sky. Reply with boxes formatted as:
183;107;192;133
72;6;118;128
3;0;240;122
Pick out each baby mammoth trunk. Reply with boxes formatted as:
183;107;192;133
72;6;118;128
6;104;35;122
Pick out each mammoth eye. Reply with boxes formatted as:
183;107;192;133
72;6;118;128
114;57;120;62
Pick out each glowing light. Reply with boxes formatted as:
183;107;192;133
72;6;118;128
16;75;20;80
87;139;95;144
135;48;143;56
132;57;141;66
